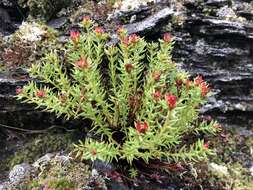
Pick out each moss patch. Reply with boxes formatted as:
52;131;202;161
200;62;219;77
0;22;60;74
28;158;90;189
195;127;253;189
9;132;74;168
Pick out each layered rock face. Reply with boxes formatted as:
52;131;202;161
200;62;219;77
110;0;253;126
172;0;253;126
0;75;54;128
0;0;27;35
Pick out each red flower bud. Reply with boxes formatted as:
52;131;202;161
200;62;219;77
163;33;172;43
16;87;23;95
203;115;212;121
213;124;222;129
176;79;183;97
166;94;177;110
70;31;80;43
108;171;122;182
152;71;161;81
36;90;46;98
203;143;209;149
135;121;148;133
194;75;204;86
128;34;139;44
117;26;126;34
185;79;191;92
82;16;91;26
153;90;162;101
94;26;104;34
117;26;124;33
122;37;129;46
76;57;89;69
91;149;97;156
176;79;183;86
125;63;134;73
201;82;209;97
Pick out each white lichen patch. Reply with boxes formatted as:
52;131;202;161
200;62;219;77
208;162;229;177
250;166;253;176
113;0;155;12
16;22;46;43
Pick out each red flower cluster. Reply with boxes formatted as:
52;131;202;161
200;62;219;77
200;82;209;97
82;16;91;27
36;90;46;98
128;34;139;44
194;75;204;86
185;79;191;92
163;33;172;43
122;37;129;46
194;75;210;97
135;121;148;133
121;33;140;46
94;26;104;34
203;143;209;149
76;57;89;69
153;90;162;101
16;87;23;95
125;63;134;73
70;31;80;43
176;79;183;86
166;94;177;110
117;26;125;34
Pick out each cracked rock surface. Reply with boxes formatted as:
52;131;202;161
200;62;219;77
0;0;252;128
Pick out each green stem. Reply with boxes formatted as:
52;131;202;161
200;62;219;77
161;109;173;133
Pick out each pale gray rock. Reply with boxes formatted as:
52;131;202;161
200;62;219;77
9;163;33;187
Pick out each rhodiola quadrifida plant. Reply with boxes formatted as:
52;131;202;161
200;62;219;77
16;17;220;166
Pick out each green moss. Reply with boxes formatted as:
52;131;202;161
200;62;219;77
27;159;91;189
9;132;74;168
44;177;75;190
0;22;62;73
201;127;253;189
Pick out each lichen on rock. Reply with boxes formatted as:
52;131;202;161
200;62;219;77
18;0;71;21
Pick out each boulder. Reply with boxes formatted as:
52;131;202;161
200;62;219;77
8;163;33;187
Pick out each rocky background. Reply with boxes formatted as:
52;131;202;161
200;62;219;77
0;0;253;189
1;0;252;129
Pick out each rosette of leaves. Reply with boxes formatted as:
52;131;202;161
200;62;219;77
16;18;220;165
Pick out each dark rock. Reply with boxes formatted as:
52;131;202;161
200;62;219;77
109;7;175;45
0;1;27;35
107;181;128;190
237;11;253;20
124;7;175;35
0;7;14;35
47;17;68;29
0;73;84;129
93;160;116;173
173;16;253;118
111;1;252;127
109;5;152;23
19;0;71;21
0;0;15;7
1;0;253;129
205;0;231;7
